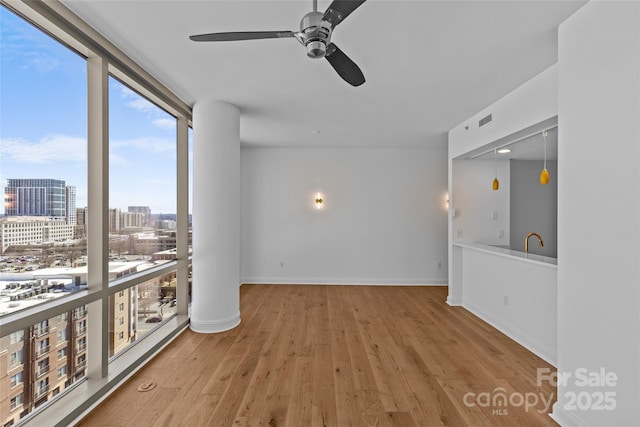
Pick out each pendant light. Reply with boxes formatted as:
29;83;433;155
492;148;500;190
539;131;550;185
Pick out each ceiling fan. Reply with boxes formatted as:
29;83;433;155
189;0;367;87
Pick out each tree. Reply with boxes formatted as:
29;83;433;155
109;234;128;257
65;238;87;267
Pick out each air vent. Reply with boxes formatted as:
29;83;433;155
479;114;493;127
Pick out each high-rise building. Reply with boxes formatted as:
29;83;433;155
76;207;87;227
0;306;88;426
65;186;76;226
0;217;75;253
4;179;66;219
108;288;137;356
120;211;145;229
127;206;151;227
108;208;121;233
75;207;88;238
4;179;76;226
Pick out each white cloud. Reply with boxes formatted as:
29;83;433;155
2;17;62;75
1;134;178;169
127;97;158;114
153;118;176;130
0;135;86;164
119;86;158;115
119;85;137;100
110;137;176;157
24;51;60;74
108;152;129;167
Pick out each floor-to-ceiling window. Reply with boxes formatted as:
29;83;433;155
107;77;178;356
0;3;191;426
0;3;88;305
0;6;89;424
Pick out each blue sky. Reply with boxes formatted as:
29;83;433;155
1;6;184;214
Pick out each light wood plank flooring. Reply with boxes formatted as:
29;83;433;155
76;285;557;426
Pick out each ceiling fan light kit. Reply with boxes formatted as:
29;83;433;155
189;0;367;86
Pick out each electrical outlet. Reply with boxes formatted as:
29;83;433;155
491;211;498;220
437;261;442;269
280;261;284;268
498;230;505;239
503;296;509;306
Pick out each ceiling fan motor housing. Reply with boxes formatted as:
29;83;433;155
300;11;332;58
306;41;325;58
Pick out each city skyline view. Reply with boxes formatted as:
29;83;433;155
0;5;194;426
1;7;188;215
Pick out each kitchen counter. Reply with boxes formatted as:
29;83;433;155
452;241;557;267
449;241;557;365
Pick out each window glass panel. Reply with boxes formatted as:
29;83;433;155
108;77;177;282
108;271;177;357
0;6;88;317
36;338;50;357
58;365;67;379
0;306;87;424
8;349;24;370
57;328;68;343
9;330;23;344
10;372;23;388
57;347;67;360
9;394;23;411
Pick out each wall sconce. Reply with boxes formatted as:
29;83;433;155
314;192;324;209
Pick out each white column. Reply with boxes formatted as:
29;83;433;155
191;100;241;333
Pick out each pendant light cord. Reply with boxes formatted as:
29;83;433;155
543;131;548;169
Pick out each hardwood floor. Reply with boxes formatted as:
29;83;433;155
76;285;557;426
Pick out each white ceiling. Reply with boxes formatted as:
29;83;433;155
61;0;585;148
472;126;558;161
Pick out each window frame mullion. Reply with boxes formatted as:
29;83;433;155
86;55;109;379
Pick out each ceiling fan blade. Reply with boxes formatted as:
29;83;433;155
189;31;296;42
322;0;367;27
325;43;365;87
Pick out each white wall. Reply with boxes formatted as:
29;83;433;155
459;245;557;365
240;147;448;285
451;159;511;245
510;160;557;257
553;2;640;426
449;64;558;159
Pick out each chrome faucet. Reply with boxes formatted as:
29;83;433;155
525;232;544;253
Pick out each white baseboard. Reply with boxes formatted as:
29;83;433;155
240;276;448;286
549;402;587;426
463;298;557;367
190;312;241;333
446;296;462;306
